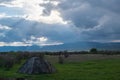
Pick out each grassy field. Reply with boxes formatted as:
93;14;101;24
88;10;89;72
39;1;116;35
0;54;120;80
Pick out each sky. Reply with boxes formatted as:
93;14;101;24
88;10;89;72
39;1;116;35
0;0;120;47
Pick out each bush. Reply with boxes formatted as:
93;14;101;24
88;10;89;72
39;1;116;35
0;55;15;70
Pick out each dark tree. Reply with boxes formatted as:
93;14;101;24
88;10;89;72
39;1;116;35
90;48;98;53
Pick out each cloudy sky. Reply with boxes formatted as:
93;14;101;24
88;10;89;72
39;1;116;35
0;0;120;47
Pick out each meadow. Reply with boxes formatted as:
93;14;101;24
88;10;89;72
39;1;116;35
0;51;120;80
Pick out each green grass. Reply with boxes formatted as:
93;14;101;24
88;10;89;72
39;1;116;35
0;59;120;80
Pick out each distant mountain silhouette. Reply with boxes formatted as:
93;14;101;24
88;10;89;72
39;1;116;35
0;42;120;52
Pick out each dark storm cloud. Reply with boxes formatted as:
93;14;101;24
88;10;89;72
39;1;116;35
59;0;120;14
40;3;55;16
58;0;102;28
57;0;120;41
40;1;59;16
86;0;120;14
79;14;120;41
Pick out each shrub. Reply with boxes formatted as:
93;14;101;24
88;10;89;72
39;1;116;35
0;55;15;70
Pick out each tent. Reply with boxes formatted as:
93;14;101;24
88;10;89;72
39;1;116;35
18;57;56;74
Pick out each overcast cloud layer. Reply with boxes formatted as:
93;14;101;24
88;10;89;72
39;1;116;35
0;0;120;46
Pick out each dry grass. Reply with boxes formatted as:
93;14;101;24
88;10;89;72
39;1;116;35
45;54;120;63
